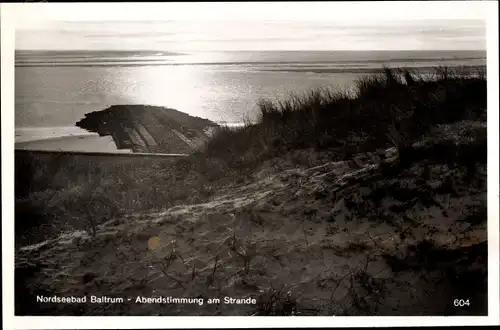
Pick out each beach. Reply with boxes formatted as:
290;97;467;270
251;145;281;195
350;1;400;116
15;135;132;153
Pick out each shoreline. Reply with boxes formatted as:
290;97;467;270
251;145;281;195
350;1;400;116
15;133;98;144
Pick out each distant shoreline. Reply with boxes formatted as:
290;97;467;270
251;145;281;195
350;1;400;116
15;121;244;150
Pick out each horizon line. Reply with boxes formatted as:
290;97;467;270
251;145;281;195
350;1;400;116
15;48;488;52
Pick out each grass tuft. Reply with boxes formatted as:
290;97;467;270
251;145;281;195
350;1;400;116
15;66;486;247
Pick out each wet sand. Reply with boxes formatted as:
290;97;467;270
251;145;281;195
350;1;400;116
15;135;133;153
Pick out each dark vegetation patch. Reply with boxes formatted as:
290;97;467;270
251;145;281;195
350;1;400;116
15;66;487;316
205;66;485;168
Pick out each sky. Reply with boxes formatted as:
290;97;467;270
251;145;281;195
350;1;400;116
12;2;488;51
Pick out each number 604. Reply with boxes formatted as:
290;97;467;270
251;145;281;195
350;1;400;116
454;299;470;307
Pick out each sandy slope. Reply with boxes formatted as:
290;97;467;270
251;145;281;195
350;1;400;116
16;122;487;316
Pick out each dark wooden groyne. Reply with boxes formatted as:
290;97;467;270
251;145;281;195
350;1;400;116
14;149;189;158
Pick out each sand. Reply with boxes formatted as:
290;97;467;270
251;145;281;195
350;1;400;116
16;125;488;316
15;135;132;153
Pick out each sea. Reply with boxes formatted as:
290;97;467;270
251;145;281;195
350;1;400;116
15;50;486;148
